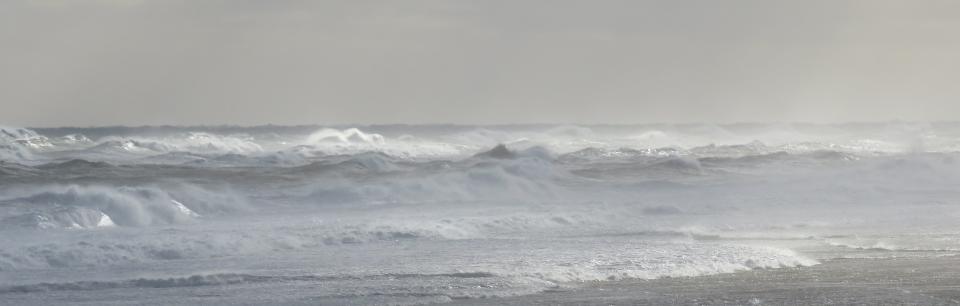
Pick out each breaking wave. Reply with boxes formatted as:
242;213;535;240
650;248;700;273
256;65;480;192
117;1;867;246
0;127;45;162
84;132;263;156
0;185;245;230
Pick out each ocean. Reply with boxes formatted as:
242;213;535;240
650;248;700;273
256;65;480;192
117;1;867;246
2;123;960;305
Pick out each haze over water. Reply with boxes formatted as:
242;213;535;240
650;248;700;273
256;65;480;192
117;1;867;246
4;1;960;305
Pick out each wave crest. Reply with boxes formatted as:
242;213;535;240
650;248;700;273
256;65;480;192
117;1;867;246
0;185;246;230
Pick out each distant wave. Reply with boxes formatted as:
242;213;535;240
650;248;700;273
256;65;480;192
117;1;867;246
82;132;263;156
307;128;385;144
1;124;952;170
295;127;470;160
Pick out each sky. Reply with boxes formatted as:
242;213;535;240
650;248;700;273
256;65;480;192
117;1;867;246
2;0;960;127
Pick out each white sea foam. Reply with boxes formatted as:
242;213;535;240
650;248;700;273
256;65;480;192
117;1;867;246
295;127;470;160
87;133;263;156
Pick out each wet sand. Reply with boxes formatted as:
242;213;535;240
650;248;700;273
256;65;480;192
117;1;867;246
460;256;960;305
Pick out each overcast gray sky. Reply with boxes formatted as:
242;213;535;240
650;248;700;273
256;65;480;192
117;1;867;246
2;0;959;127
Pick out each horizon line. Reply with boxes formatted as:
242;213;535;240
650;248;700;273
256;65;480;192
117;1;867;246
17;120;960;130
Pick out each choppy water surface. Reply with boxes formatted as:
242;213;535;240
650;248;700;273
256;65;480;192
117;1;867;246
3;123;960;305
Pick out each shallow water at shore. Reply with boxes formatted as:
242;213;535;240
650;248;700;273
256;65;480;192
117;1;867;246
466;255;960;306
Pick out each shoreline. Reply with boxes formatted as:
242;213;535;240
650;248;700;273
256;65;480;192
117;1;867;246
458;255;960;305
